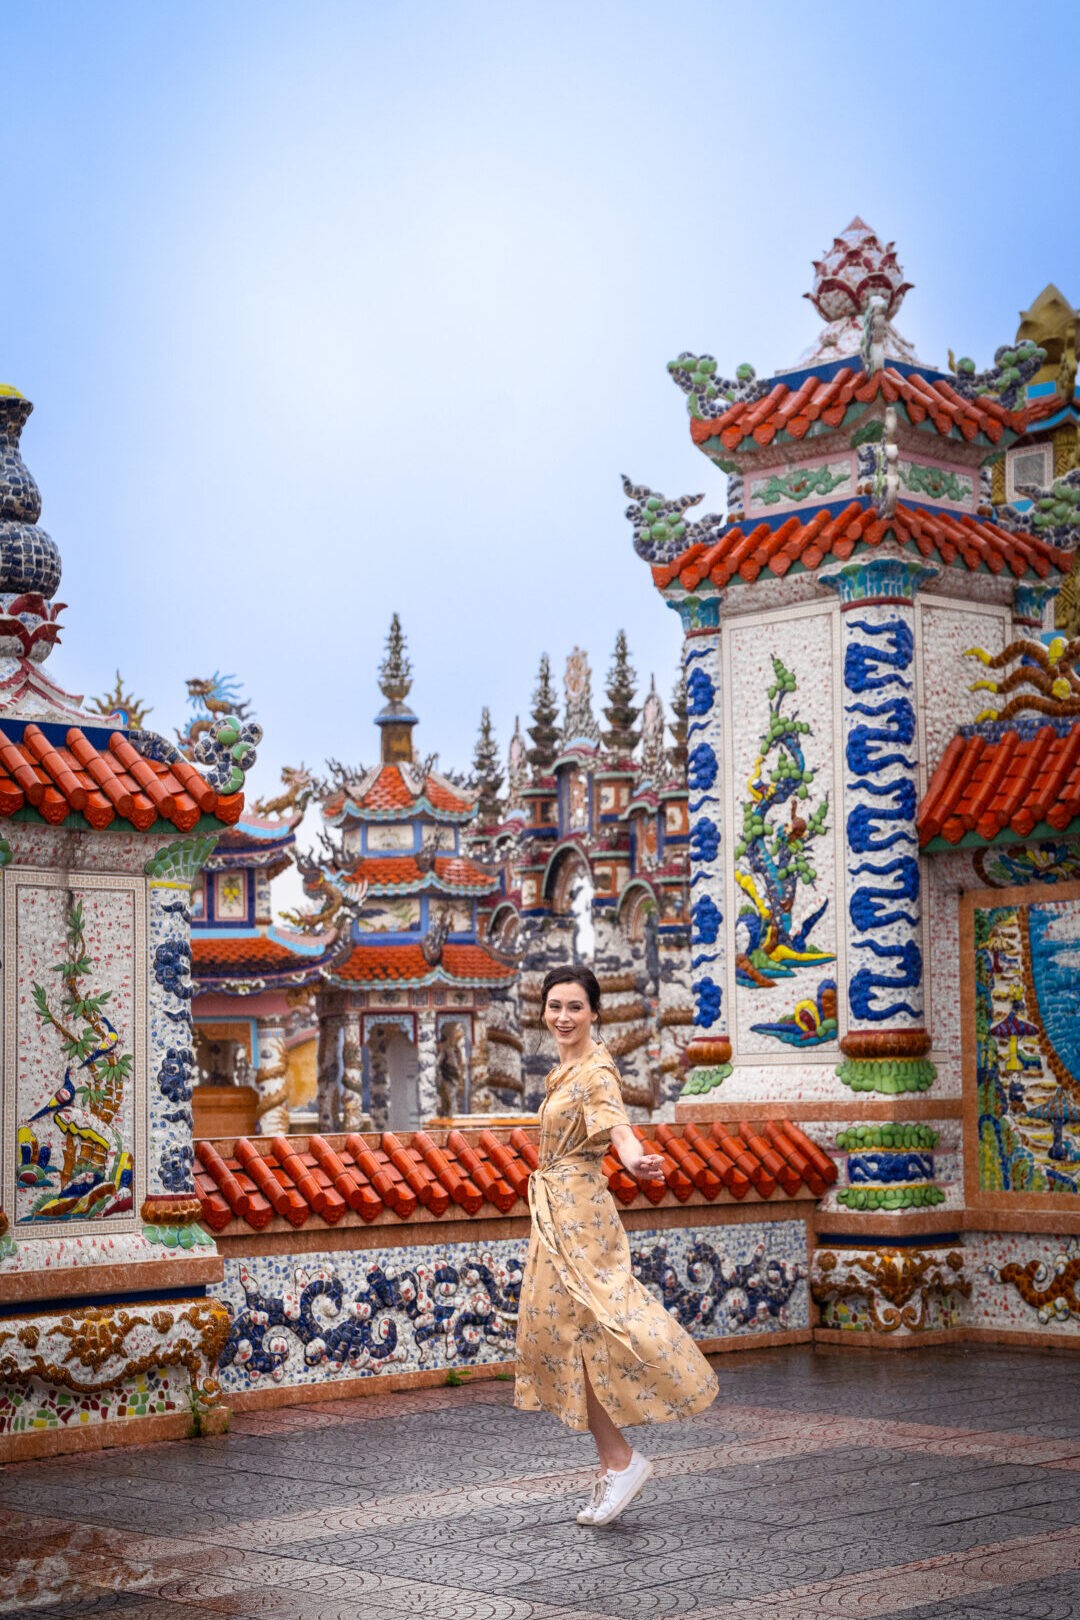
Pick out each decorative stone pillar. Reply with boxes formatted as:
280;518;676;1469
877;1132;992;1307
316;1007;344;1130
820;557;938;1094
416;1007;439;1122
253;1016;290;1136
365;1020;391;1127
672;596;731;1095
143;835;220;1227
340;1010;367;1129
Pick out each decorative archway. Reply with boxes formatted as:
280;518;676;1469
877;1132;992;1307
617;878;659;944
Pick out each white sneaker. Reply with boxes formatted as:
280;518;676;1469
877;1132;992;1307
576;1469;613;1525
588;1451;653;1526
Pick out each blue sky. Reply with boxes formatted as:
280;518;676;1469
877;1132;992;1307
7;1;1080;809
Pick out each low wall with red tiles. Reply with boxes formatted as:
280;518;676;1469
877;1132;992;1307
195;1123;823;1407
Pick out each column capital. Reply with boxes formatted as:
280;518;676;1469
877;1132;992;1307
1012;581;1059;629
666;590;722;634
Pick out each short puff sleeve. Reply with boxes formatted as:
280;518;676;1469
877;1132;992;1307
582;1061;630;1142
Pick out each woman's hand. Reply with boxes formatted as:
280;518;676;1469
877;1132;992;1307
629;1152;666;1187
610;1125;667;1188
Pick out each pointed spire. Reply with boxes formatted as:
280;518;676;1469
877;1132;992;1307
639;676;666;785
507;716;527;809
527;653;560;778
563;647;600;747
379;612;413;703
375;613;418;764
472;707;504;825
602;629;640;760
669;666;688;780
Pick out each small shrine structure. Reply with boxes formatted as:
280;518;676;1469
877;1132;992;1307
629;217;1080;1347
469;637;694;1114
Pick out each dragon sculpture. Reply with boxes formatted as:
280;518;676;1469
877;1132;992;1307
280;834;369;934
253;763;323;819
178;673;254;750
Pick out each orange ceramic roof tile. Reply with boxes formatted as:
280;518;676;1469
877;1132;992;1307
344;853;498;892
692;367;1024;453
356;765;416;811
0;722;241;833
652;501;1069;593
194;1120;836;1232
330;941;516;986
336;764;476;818
191;934;329;979
919;724;1080;846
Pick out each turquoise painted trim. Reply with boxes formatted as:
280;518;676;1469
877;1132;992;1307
2;805;241;836
922;815;1080;853
327;796;471;825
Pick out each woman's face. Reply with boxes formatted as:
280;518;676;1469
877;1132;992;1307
543;983;594;1051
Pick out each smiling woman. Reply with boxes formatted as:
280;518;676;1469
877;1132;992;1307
513;964;718;1528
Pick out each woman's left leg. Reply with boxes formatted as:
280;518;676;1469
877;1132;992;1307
577;1360;653;1526
583;1359;632;1472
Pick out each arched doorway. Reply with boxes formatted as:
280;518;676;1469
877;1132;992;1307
385;1030;420;1130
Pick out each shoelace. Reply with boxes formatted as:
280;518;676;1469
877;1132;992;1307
586;1471;612;1513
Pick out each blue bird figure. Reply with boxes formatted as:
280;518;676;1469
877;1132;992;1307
80;1017;119;1068
28;1068;76;1122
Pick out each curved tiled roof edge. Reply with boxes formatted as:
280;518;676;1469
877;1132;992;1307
690;365;1025;453
0;720;243;833
919;722;1080;848
194;1121;838;1233
652;501;1071;593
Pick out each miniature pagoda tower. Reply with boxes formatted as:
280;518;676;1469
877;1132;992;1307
189;764;340;1137
304;617;515;1129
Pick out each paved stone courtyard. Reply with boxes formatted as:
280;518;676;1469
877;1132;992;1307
4;1346;1080;1619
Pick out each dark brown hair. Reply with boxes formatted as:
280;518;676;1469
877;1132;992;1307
538;965;602;1031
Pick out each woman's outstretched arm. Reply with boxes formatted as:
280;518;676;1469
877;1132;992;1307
610;1123;666;1187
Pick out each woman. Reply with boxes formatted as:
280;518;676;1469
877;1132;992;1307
514;965;718;1526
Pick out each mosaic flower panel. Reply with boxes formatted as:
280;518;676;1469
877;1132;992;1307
211;1220;810;1394
725;607;841;1061
5;871;146;1237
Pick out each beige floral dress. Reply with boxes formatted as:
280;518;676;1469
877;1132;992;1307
513;1044;718;1432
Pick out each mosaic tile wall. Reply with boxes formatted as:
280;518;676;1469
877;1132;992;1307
210;1220;810;1395
966;1230;1080;1338
0;1368;189;1437
917;598;1009;779
5;869;145;1237
973;891;1080;1197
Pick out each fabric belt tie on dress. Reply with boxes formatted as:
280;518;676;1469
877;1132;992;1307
528;1163;636;1355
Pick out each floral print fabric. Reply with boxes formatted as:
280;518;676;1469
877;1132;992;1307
513;1044;718;1432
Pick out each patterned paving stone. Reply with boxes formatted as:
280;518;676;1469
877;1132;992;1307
4;1348;1080;1620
